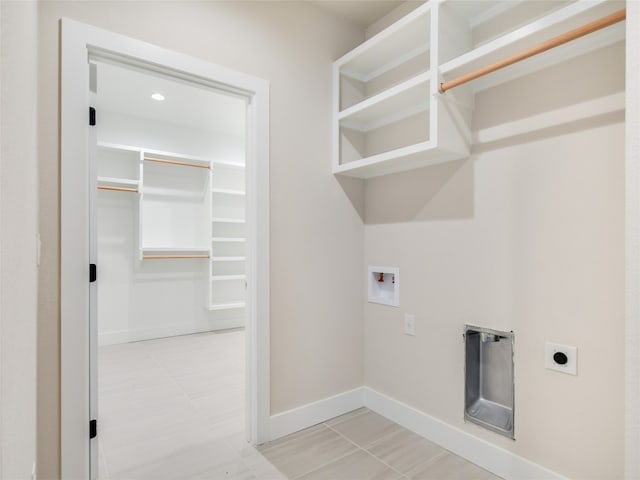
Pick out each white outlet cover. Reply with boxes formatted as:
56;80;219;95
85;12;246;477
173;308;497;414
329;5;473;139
545;342;577;375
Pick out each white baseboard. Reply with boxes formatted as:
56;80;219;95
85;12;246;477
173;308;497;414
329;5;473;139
269;387;364;440
99;318;244;345
269;386;565;480
363;387;567;480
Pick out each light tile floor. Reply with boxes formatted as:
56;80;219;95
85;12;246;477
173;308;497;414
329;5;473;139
99;331;501;480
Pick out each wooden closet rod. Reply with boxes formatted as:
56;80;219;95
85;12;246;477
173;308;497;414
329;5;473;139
144;156;210;169
98;185;139;193
439;8;626;94
143;254;210;259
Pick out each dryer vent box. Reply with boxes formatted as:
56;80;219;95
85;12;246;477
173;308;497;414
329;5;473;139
464;325;514;439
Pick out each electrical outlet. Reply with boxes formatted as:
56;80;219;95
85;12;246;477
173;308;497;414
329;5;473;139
404;314;415;336
545;342;577;375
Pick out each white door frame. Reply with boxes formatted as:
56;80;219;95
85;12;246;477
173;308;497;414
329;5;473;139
60;18;270;479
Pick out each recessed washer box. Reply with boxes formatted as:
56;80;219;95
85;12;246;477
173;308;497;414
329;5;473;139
368;266;399;307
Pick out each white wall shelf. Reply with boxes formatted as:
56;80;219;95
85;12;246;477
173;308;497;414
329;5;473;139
207;302;246;311
211;217;246;223
97;176;139;189
338;72;431;132
212;237;246;242
211;275;246;281
141;247;209;255
211;187;246;196
332;0;625;178
338;4;431;81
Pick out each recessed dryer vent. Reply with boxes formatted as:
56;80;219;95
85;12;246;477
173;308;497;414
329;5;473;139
464;325;514;439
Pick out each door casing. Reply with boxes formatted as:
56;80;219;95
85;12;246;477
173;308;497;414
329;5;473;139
60;18;271;479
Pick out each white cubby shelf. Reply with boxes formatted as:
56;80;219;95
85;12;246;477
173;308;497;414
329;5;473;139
332;0;625;178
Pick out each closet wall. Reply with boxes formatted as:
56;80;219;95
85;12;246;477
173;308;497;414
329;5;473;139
362;6;625;478
97;96;246;344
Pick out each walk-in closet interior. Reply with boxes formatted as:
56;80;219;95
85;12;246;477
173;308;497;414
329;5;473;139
95;61;247;342
93;61;248;477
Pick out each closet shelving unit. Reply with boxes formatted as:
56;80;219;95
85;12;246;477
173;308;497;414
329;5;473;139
332;0;625;178
208;161;247;311
97;141;247;311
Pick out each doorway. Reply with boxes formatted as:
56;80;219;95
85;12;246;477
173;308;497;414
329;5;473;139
61;19;270;479
93;59;250;477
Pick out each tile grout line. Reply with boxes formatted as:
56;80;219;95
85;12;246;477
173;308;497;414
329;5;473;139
322;422;407;479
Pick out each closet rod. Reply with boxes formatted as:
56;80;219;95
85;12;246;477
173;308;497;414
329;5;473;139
439;8;626;94
143;254;210;259
144;156;211;169
97;185;138;193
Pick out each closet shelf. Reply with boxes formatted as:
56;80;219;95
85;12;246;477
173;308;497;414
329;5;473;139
211;256;246;262
142;247;209;255
211;188;246;196
211;274;246;281
338;72;431;132
333;141;466;179
439;0;625;92
213;160;245;169
211;217;246;224
211;237;246;243
336;3;431;81
143;187;207;199
207;302;246;311
97;176;139;188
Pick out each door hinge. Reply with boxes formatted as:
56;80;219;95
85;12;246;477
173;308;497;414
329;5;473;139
89;106;96;126
90;264;97;283
90;419;97;439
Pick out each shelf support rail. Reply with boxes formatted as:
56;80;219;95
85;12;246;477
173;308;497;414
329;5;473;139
143;156;211;169
97;185;139;193
439;8;626;94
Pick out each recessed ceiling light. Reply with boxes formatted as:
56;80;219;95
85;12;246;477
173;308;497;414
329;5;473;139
151;93;165;101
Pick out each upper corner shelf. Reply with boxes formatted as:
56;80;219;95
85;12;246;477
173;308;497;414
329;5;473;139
336;3;431;81
331;0;626;178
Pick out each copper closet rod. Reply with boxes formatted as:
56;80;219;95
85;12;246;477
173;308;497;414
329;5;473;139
144;156;210;169
439;8;626;94
97;185;138;193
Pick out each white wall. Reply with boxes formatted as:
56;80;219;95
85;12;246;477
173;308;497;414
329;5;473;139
363;43;625;479
0;0;39;478
97;111;246;344
37;2;365;477
626;3;640;478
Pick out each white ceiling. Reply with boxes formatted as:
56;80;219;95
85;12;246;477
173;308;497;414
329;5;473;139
308;0;409;28
95;62;246;137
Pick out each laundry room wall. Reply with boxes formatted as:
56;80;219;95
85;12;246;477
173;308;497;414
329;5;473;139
0;1;39;478
362;41;625;479
36;2;366;477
